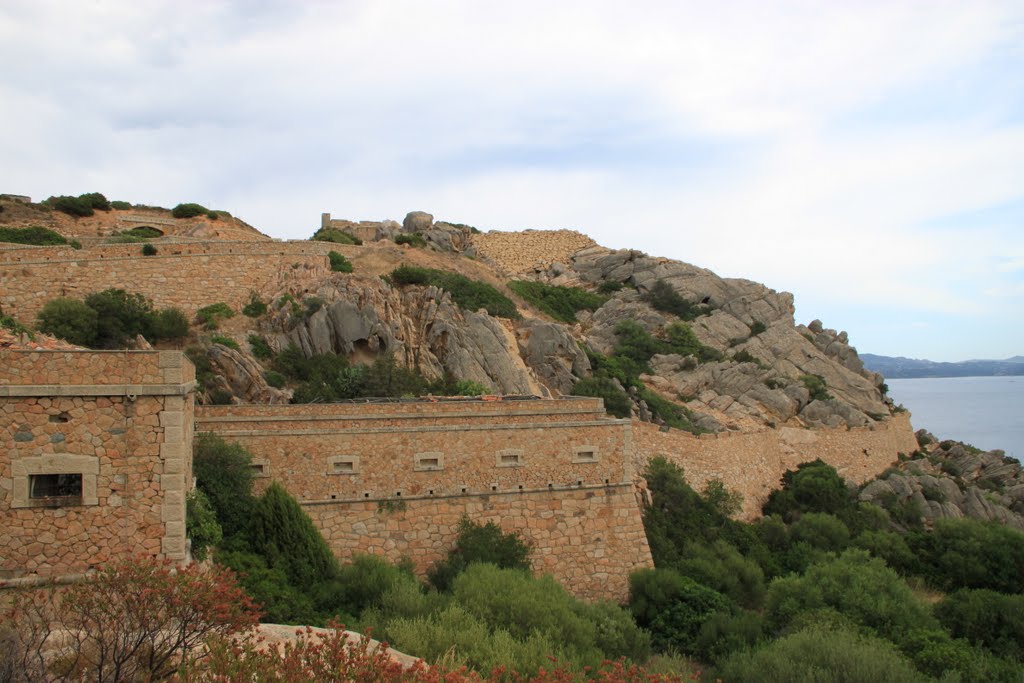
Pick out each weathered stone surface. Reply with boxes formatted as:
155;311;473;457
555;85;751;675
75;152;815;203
207;343;291;404
517;320;591;395
403;211;434;234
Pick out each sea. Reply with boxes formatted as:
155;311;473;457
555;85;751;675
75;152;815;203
886;376;1023;462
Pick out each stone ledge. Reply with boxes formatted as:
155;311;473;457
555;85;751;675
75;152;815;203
203;418;631;438
195;406;607;424
299;481;634;506
0;382;197;397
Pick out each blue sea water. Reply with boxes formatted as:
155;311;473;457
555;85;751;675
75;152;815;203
886;376;1023;461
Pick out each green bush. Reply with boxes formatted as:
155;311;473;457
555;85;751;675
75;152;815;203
151;307;190;341
571;376;632;418
241;294;267;318
311;227;362;245
395;233;427;248
328;250;353;273
216;550;319;626
315;554;419;620
249;483;339;591
192;433;257;540
248;334;273;359
717;626;926;683
46;195;94;217
428;517;531;591
597;280;624;294
85;289;157;348
36;298;98;346
788;512;851;553
507;280;606;323
78;192;111;211
852;530;917;573
693;610;764;663
206;211;219;220
186;489;222;561
110;200;132;210
389;266;519;318
127;226;163;239
263;370;286;389
675;540;766;610
935;589;1024;661
911;518;1024;593
171;203;209;218
141;243;158;256
210;335;240;351
629;567;733;655
0;307;32;338
642;279;707;320
762;459;854;521
899;628;1019;681
800;373;832;401
196;302;235;330
749;320;767;335
0;225;68;246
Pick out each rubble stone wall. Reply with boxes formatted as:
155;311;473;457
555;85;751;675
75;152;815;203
0;351;195;584
633;412;918;518
0;241;333;321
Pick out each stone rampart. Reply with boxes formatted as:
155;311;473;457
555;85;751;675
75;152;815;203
471;230;596;275
196;397;650;600
633;413;918;518
0;240;333;321
0;351;195;584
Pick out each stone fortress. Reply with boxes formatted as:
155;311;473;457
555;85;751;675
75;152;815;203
0;202;918;601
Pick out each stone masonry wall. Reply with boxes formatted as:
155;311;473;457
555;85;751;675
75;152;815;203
0;241;333;322
197;397;651;601
471;230;596;275
0;351;195;584
305;486;650;603
633;413;918;518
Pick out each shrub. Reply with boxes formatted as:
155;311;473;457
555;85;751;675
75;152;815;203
0;307;32;338
85;289;156;348
248;334;273;359
935;589;1024;660
629;567;732;655
899;628;1019;681
788;512;851;553
389;266;519;318
151;307;190;341
196;302;235;330
395;233;428;248
638;387;703;433
110;200;132;210
571;376;632;418
264;370;286;388
428;516;531;591
675;539;766;610
642;279;707;320
328;250;353;272
210;334;240;351
206;210;219;220
78;192;111;211
717;625;925;683
36;297;98;346
141;243;157;256
316;554;419;620
2;557;257;683
800;373;832;401
598;280;625;294
249;483;339;590
46;194;94;217
193;433;257;539
912;517;1024;593
749;320;767;335
242;293;268;317
0;225;68;246
762;459;854;521
127;226;162;238
507;280;607;323
171;202;209;218
693;610;765;663
311;227;362;245
186;488;223;561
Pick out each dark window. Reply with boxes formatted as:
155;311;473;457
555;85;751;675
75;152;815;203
29;473;83;505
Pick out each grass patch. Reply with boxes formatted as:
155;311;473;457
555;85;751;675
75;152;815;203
311;227;362;245
328;251;353;273
395;233;427;248
390;265;519;318
0;226;68;246
210;335;240;351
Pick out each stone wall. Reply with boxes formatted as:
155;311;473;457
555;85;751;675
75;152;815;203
0;241;333;322
0;351;195;584
633;413;918;518
196;397;651;601
471;230;596;275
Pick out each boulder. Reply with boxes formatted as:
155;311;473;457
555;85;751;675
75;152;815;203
403;211;433;233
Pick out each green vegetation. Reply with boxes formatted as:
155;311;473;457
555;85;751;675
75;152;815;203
127;226;163;238
171;202;209;218
0;306;32;338
427;517;531;591
141;243;157;256
36;289;189;348
328;250;353;272
241;293;267;318
263;370;286;388
311;227;362;245
110;200;132;210
597;279;625;294
800;373;832;401
185;489;222;561
507;280;606;323
210;335;240;351
642;279;709;320
389;265;519;318
44;192;111;217
749;320;767;336
0;225;68;246
572;376;632;418
247;334;273;359
196;302;235;330
395;233;428;248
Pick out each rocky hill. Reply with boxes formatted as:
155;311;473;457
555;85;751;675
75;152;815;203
0;198;896;435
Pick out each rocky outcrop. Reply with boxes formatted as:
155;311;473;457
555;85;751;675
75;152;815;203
268;276;547;396
206;344;292;404
516;319;591;396
859;433;1024;530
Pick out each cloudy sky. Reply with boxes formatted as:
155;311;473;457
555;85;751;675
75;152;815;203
2;1;1022;362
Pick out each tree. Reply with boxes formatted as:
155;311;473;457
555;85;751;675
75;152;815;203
427;516;531;591
762;459;854;521
2;557;257;682
84;289;156;348
36;297;98;346
192;432;257;540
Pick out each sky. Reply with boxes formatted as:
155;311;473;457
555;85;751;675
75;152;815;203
1;1;1022;362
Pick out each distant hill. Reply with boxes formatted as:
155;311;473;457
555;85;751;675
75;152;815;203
862;353;1024;379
